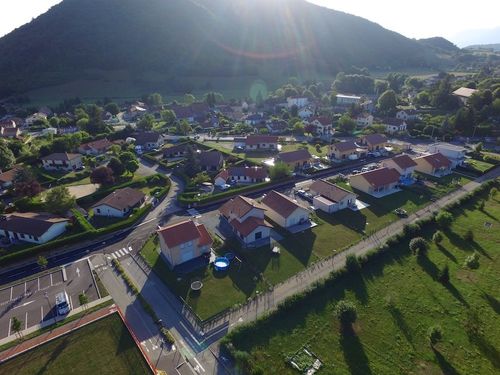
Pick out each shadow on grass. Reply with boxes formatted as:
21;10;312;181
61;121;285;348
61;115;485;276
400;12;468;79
481;293;500;314
339;326;373;375
388;307;414;347
417;255;440;280
436;244;457;263
325;209;367;233
432;347;461;375
469;332;500;369
345;272;369;305
445;230;491;259
34;336;71;375
479;206;499;222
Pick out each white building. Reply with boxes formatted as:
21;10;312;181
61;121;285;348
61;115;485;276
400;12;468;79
261;190;310;230
355;113;373;128
41;153;83;171
336;94;361;106
396;110;419;121
309;179;357;213
0;212;68;244
92;188;146;218
287;97;309;109
427;143;467;168
384;119;407;134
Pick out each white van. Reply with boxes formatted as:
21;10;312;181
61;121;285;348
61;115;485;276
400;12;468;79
55;291;71;316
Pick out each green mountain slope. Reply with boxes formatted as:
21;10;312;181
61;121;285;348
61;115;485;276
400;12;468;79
0;0;447;97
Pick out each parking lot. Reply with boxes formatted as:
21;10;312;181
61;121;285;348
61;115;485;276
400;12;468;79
0;258;100;339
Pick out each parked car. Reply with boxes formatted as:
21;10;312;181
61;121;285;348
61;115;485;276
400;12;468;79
394;208;408;217
351;170;360;175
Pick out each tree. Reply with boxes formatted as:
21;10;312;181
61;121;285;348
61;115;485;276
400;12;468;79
176;120;192;135
11;317;22;339
334;300;357;326
125;159;139;174
409;237;428;257
14;169;41;197
108;157;125;176
45;186;76;215
85;104;107;134
49;116;60;127
338;114;356;134
432;230;443;244
184;146;201;178
345;254;361;273
436;211;453;228
146;93;163;107
269;162;292;180
490;187;498;198
161;109;176;126
118;151;137;164
90;166;115;185
183;93;195;105
438;264;450;284
293;121;304;135
428;325;443;347
137;114;155;131
290;104;298;118
105;102;120;115
377;89;397;115
37;256;48;270
0;141;15;171
79;293;89;311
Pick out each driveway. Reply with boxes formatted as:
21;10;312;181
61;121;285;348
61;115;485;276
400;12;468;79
67;183;100;199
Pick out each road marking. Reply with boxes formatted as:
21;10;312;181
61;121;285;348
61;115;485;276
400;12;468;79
118;249;126;257
7;318;11;337
9;287;12;301
193;357;205;373
111;253;117;259
128;246;132;252
38;277;40;292
24;282;26;296
13;300;35;310
50;273;53;286
25;311;28;330
122;248;129;254
76;267;80;277
40;306;43;322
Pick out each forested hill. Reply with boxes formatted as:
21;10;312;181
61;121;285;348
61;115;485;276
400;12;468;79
0;0;449;97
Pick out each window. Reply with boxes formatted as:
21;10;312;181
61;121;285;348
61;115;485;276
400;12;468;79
20;233;25;238
255;231;262;240
33;236;38;241
96;208;101;213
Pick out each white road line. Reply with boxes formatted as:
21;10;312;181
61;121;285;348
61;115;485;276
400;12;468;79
40;306;43;322
128;246;132;252
25;311;28;330
38;277;40;292
193;357;205;373
24;282;27;296
9;287;12;301
13;301;35;310
7;318;11;337
118;249;125;257
50;273;53;286
69;295;73;311
111;253;117;259
122;248;129;254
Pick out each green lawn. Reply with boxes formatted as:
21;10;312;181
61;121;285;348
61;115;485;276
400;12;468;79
227;192;500;375
0;314;151;375
281;143;330;158
140;236;267;320
466;159;496;173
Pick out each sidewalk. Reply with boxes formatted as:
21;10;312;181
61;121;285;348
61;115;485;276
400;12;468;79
0;303;117;363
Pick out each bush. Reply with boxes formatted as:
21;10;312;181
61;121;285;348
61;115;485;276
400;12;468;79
403;223;421;237
409;237;428;257
464;229;474;242
428;325;443;346
436;211;453;228
463;252;480;269
334;300;357;326
438;264;450;284
160;327;175;345
345;254;361;273
432;230;444;244
490;187;498;198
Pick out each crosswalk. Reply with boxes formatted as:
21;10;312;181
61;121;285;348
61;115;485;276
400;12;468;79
109;246;133;259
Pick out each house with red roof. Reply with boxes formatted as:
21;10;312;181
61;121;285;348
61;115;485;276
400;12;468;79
349;167;401;197
414;152;452;177
329;141;361;160
261;190;310;230
157;220;213;269
219;196;273;246
383;154;418;180
78;138;113;155
244;135;279;152
306;116;333;136
214;166;268;187
309;179;357;213
359;134;388;151
276;149;313;170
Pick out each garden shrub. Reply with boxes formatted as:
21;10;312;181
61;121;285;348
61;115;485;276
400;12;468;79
463;252;480;269
334;300;357;326
436;211;453;228
428;325;443;346
432;230;443;244
409;237;428;257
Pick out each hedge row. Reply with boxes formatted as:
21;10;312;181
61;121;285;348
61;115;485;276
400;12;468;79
222;180;498;371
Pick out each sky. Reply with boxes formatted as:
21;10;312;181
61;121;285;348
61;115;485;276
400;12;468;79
0;0;499;46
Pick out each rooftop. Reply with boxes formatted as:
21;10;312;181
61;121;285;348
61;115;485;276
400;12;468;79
261;190;307;218
390;154;417;169
416;152;452;169
309;179;355;203
92;187;145;211
276;149;312;163
219;195;265;219
158;220;212;249
354;167;400;188
0;212;68;237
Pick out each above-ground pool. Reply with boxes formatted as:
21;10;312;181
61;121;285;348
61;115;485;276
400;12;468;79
214;257;230;271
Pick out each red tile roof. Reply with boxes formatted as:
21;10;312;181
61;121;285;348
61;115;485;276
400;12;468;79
158;220;212;248
0;166;21;184
362;134;387;146
41;152;81;161
390;154;417;169
219;196;265;219
332;141;357;152
245;135;279;146
261;190;307;218
356;167;400;188
228;166;268;179
79;138;113;152
230;217;272;236
418;152;451;169
276;149;312;164
92;187;145;211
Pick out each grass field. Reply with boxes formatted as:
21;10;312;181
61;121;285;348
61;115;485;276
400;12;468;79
226;192;500;375
466;159;496;173
0;314;151;375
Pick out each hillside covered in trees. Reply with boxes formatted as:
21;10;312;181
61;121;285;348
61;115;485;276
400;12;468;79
0;0;455;98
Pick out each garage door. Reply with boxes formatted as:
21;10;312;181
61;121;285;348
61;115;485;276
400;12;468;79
181;250;194;263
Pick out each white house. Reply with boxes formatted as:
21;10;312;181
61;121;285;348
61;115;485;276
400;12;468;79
92;187;146;218
41;153;83;171
157;220;212;269
215;166;268;186
355;113;373;128
383;118;407;134
307;116;333;136
133;132;164;150
219;196;273;246
244;135;279;152
396;109;419;121
298;107;314;119
414;152;452;177
0;212;68;244
25;112;47;126
349;167;401;197
309;179;357;213
427;143;467;168
336;94;361;106
383;154;417;181
287;97;309;109
261;190;310;230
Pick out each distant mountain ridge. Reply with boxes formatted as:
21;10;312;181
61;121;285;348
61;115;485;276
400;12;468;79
465;43;500;51
0;0;452;98
418;37;460;53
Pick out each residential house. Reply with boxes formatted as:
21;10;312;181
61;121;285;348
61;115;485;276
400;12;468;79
414;152;452;177
427;143;467;168
215;166;268;186
123;104;147;121
276;149;313;169
298;107;314;119
163;143;192;158
133;132;164;150
261;190;310;230
78;138;113;155
157;220;212;269
244;135;279;152
383;154;417;181
219;196;273;246
359;134;388;151
355;113;373;128
41;153;83;171
25;112;47;126
396;109;419;121
0;212;69;244
92;187;146;218
199;150;224;172
452;87;478;105
0;166;22;189
336;94;361;106
383;118;407;134
244;113;266;126
0;127;21;138
287;97;309;108
307;116;333;136
329;141;359;160
349;167;401;197
266;119;289;134
309;179;357;213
